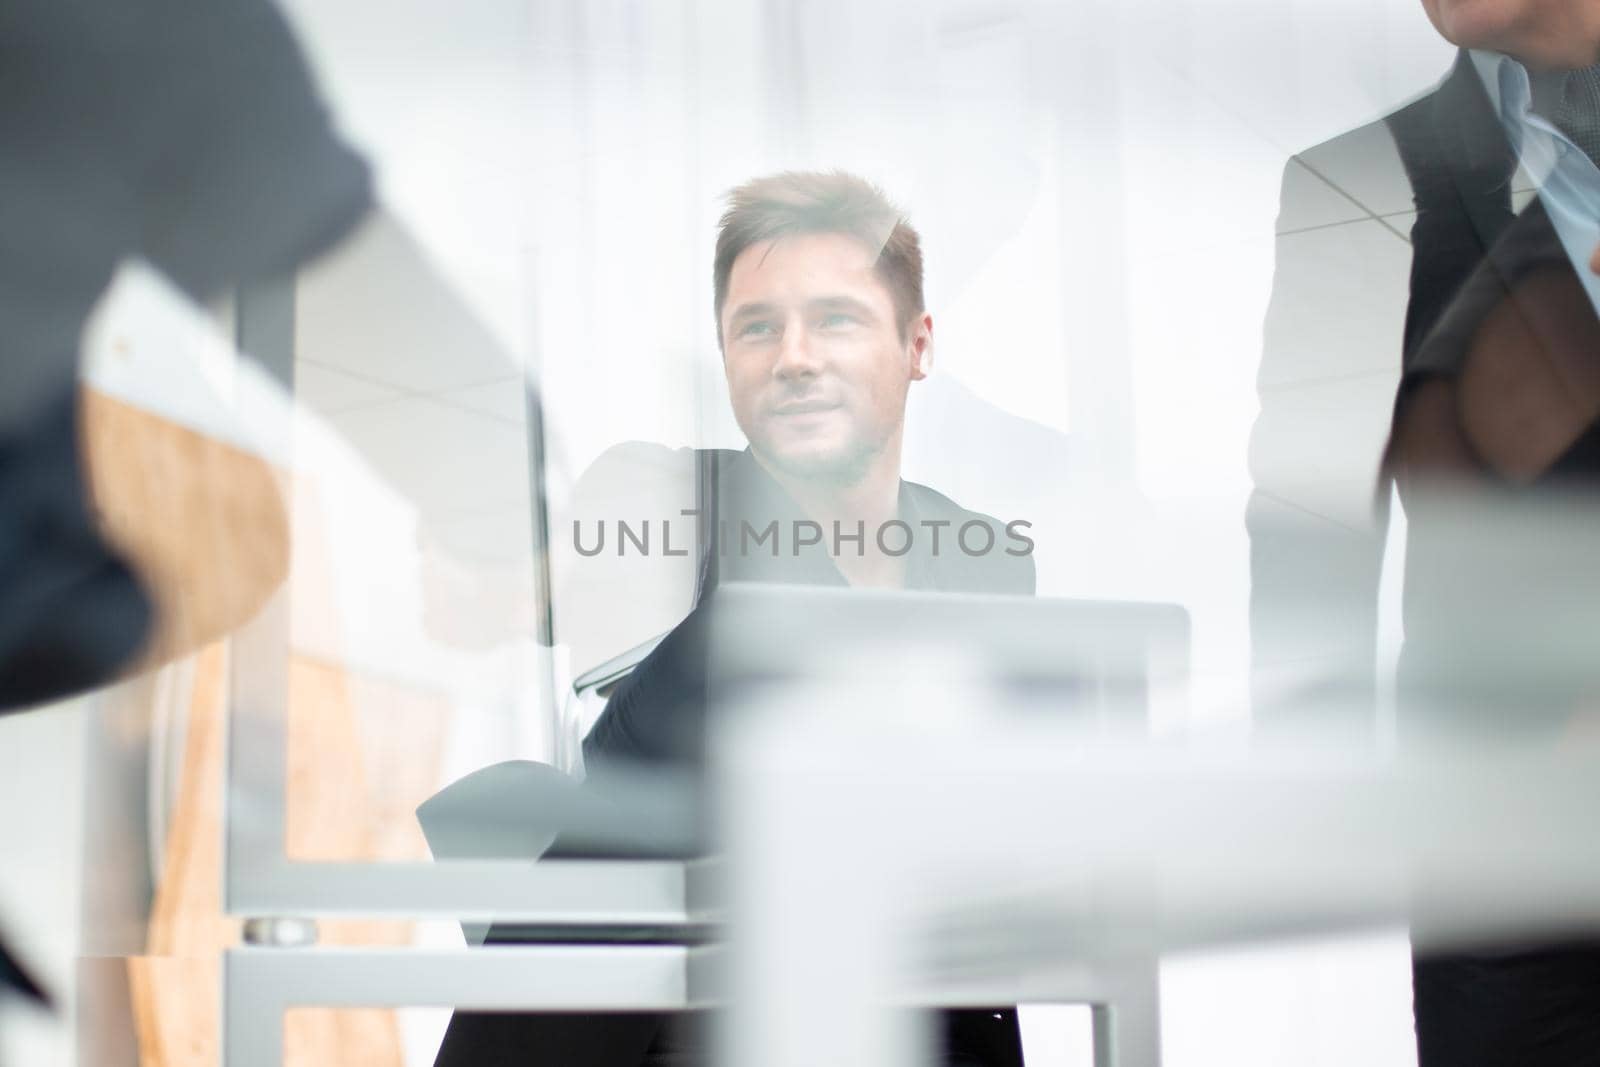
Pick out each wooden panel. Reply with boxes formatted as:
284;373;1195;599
80;388;289;669
127;645;429;1066
90;396;445;1065
127;644;236;1067
287;657;449;864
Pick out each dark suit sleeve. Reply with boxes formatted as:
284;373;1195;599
128;0;373;298
583;602;711;771
0;0;370;715
436;613;696;1065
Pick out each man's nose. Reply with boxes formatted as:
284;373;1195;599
772;321;822;379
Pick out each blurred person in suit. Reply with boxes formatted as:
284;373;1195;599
1251;1;1600;731
0;0;371;709
1251;1;1600;1062
0;0;371;1020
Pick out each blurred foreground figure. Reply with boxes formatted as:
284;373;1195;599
0;0;370;1013
433;173;1033;1067
1386;160;1600;1067
0;0;370;710
1253;1;1600;1062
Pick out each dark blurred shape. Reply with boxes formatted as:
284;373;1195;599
1391;200;1600;489
1385;201;1600;741
585;449;1034;770
1552;67;1600;165
0;940;47;1007
0;391;153;711
0;0;371;714
1;0;371;1018
1412;943;1600;1066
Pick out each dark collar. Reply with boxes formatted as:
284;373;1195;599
697;448;943;594
1431;49;1522;248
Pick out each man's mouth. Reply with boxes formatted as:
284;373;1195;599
771;400;841;416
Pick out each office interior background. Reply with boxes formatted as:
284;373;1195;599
0;0;1472;1063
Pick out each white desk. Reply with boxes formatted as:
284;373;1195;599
716;693;1600;1067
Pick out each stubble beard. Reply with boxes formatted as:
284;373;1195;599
754;428;881;490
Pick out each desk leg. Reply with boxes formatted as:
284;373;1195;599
722;765;931;1067
223;951;283;1067
1091;962;1161;1067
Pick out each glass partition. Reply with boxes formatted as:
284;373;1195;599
50;0;1523;1064
201;0;1466;909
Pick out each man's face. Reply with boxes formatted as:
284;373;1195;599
1420;0;1600;69
720;232;929;484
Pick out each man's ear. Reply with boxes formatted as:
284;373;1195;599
908;312;933;381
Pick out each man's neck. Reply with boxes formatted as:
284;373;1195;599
751;445;907;588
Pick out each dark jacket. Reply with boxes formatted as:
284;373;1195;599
585;448;1035;769
0;0;371;716
435;448;1034;1067
0;0;371;1009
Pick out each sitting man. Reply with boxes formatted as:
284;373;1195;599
433;170;1034;1067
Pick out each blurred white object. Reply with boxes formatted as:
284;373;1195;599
717;703;1600;1067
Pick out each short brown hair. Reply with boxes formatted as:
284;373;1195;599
713;170;924;345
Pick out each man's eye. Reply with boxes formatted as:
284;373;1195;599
739;321;776;339
819;312;856;329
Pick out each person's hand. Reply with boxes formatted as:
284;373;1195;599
1456;265;1600;483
